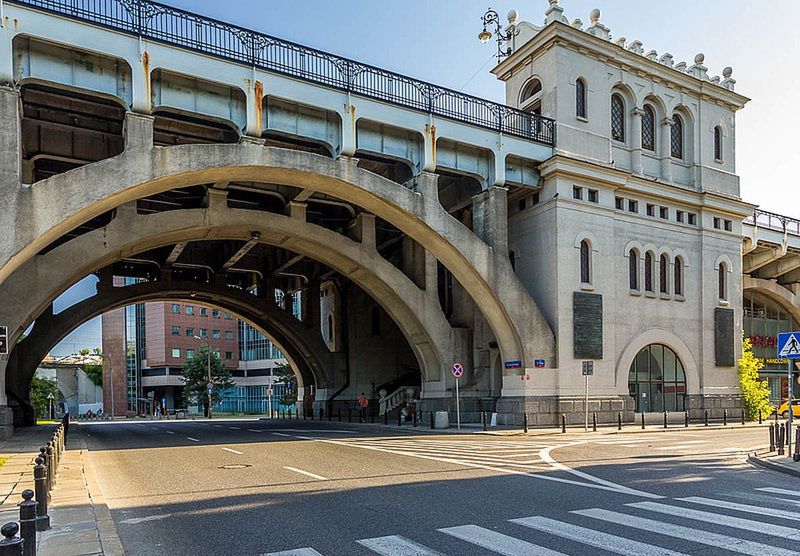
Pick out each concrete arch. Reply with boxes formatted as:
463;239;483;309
615;328;700;396
7;279;336;426
2;143;554;371
623;240;644;256
743;276;800;325
0;199;469;399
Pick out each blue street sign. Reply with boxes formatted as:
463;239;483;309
778;332;800;360
452;363;464;378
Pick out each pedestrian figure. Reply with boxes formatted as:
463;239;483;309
358;392;369;423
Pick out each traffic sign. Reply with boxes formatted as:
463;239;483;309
778;332;800;359
451;363;464;378
0;326;7;355
534;359;545;368
581;361;594;376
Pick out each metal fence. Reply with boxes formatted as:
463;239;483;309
745;209;800;236
8;0;556;145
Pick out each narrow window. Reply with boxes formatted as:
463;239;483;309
629;249;639;290
688;213;697;225
642;105;655;151
676;210;685;223
660;254;669;294
659;207;668;219
611;94;625;142
327;314;334;341
671;114;684;159
587;189;598;203
628;200;638;213
615;197;624;210
576;78;587;119
645;252;654;292
718;263;727;300
674;257;684;297
646;204;655;217
573;186;583;200
580;240;591;284
714;126;723;161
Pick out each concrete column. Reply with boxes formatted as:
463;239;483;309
124;112;154;151
349;212;376;249
471;186;508;254
492;150;506;187
630;108;644;176
660;117;674;183
422;123;436;172
244;78;264;137
401;237;426;289
289;201;307;221
0;86;20;294
0;19;13;85
340;102;356;157
302;281;321;330
131;49;152;114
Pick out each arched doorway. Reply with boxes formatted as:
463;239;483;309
628;344;687;412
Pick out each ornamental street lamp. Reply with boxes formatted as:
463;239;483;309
193;335;213;419
477;7;518;59
46;392;54;420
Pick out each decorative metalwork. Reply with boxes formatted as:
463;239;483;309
746;210;800;237
8;0;555;145
477;7;518;59
642;105;655;151
671;114;683;159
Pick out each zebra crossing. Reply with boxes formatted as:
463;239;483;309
262;487;800;555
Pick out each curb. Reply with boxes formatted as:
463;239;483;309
747;451;800;478
79;437;126;556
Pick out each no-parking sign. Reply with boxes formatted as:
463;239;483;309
452;363;464;378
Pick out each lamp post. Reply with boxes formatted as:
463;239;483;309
194;335;212;419
46;392;54;420
477;7;518;59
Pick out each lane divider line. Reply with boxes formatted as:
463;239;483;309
222;447;244;455
186;437;200;442
283;466;328;481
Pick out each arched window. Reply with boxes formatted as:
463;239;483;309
674;256;684;297
644;251;654;293
576;78;587;119
520;78;543;114
671;114;684;159
611;94;625;142
718;262;727;300
580;240;591;284
714;126;723;161
642;105;656;151
628;344;687;412
629;249;639;290
371;306;381;336
659;254;669;294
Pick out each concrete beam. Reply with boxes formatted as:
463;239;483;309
743;244;788;274
757;253;800;280
164;242;188;267
221;232;261;271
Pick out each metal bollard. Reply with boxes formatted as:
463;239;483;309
18;490;35;556
44;445;53;493
769;423;776;452
523;412;528;434
778;423;785;455
397;410;402;427
33;456;48;532
795;426;800;462
641;412;645;430
704;409;709;427
561;414;566;434
741;409;745;426
0;522;23;555
617;412;622;431
430;411;434;430
310;407;315;420
592;413;597;432
663;411;668;429
759;408;763;424
723;409;728;426
684;410;689;428
482;411;487;432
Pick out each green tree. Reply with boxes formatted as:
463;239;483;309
31;376;59;419
273;363;297;406
739;338;774;421
181;344;235;416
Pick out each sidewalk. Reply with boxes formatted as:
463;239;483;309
0;426;124;555
748;450;800;478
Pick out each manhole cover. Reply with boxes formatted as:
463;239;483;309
218;464;252;470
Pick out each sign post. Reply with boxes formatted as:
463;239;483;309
582;361;594;431
0;326;7;355
452;363;464;430
778;332;800;457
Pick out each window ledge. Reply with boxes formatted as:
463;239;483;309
645;291;657;299
718;299;730;307
659;293;671;300
715;158;724;164
580;283;595;292
674;294;685;302
629;289;642;297
576;116;589;123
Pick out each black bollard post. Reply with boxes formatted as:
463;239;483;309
44;444;53;493
33;456;48;532
523;412;528;434
723;409;728;426
482;411;487;432
561;414;566;433
430;411;434;430
641;412;645;430
759;408;763;425
778;423;786;455
704;409;709;427
0;522;23;555
663;411;668;429
794;426;800;462
684;410;689;428
397;409;402;427
413;409;418;428
775;410;779;424
617;412;622;431
18;490;35;556
592;413;597;432
741;409;745;426
769;423;776;452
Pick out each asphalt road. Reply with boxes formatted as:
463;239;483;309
80;419;800;555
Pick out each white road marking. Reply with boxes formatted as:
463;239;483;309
221;447;243;455
757;487;800;497
357;535;444;555
439;524;566;555
119;514;172;525
679;496;800;522
260;549;324;556
283;466;328;481
165;431;175;435
511;515;687;556
228;427;240;430
272;432;291;437
272;429;357;433
574;508;799;556
630;501;800;540
248;429;261;432
185;437;200;442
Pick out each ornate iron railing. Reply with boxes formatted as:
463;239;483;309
7;0;556;145
745;209;800;236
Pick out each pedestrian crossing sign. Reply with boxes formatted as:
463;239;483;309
777;332;800;359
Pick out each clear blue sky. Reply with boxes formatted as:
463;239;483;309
50;0;799;355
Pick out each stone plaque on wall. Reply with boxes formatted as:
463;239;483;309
715;307;735;367
573;292;603;359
